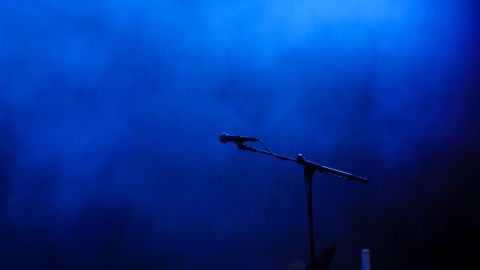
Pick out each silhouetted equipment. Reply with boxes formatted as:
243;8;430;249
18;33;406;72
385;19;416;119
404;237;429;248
219;132;368;270
307;244;336;270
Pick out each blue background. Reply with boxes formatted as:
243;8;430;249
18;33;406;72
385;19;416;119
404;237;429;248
0;0;479;269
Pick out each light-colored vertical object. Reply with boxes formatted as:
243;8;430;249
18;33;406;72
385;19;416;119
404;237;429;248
361;249;371;270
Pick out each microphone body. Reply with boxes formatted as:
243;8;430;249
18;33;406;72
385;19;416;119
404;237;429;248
219;132;259;144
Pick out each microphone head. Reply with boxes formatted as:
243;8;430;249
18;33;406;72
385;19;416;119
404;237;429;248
219;132;229;143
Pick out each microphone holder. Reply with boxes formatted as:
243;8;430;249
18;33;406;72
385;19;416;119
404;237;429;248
234;142;368;270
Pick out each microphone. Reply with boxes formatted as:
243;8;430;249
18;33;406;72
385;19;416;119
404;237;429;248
219;132;259;144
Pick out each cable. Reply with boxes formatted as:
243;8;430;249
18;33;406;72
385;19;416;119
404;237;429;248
257;139;272;153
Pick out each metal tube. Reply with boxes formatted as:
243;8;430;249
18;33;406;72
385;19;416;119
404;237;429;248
361;249;371;270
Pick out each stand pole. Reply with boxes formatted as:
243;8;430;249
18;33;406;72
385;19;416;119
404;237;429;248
304;166;316;268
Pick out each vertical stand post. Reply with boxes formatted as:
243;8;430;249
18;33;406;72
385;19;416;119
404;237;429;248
304;166;316;269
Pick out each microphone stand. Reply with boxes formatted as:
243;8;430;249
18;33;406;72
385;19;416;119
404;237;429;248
234;142;368;270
